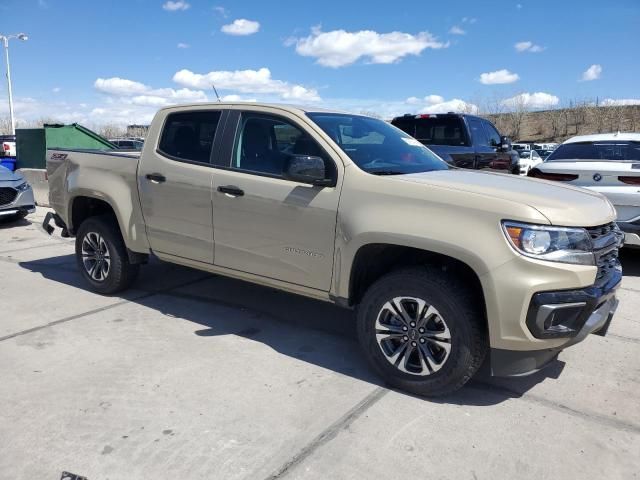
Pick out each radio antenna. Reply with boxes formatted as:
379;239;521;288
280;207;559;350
211;83;221;102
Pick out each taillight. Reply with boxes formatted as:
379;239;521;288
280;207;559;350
618;176;640;185
2;143;9;151
415;114;437;119
528;168;578;182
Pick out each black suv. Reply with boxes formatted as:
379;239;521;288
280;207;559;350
391;113;519;174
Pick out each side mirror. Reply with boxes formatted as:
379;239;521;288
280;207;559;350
284;155;333;186
499;136;511;151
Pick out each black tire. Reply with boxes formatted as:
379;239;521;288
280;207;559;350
75;215;139;294
357;266;488;397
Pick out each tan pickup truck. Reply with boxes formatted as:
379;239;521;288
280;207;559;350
44;103;623;396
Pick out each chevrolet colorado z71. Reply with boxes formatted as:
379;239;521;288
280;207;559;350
44;103;622;396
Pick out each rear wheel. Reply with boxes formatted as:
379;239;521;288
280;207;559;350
75;216;139;294
357;267;487;396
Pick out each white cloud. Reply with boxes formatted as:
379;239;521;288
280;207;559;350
213;6;228;17
172;68;320;101
410;95;478;114
162;1;190;11
221;19;260;36
501;92;559;109
322;95;477;118
601;98;640;106
289;27;448;68
514;41;544;53
177;42;190;49
220;94;257;102
52;87;61;93
449;26;466;35
94;77;208;106
95;77;149;96
581;64;602;81
479;69;520;85
462;17;477;24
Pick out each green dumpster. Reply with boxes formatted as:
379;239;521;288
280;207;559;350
15;123;117;170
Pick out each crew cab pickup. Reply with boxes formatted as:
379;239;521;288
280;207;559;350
391;113;519;174
45;103;622;396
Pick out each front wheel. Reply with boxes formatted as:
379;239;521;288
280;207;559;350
357;267;488;397
75;215;139;294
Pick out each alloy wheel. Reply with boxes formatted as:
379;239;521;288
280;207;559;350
375;296;452;376
81;231;111;282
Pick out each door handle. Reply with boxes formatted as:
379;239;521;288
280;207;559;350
146;173;166;184
217;185;244;197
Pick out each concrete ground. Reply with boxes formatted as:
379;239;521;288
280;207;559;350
1;207;638;480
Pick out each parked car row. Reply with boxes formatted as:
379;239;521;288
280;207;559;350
108;137;145;150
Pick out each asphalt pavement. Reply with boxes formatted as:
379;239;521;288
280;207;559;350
1;208;638;479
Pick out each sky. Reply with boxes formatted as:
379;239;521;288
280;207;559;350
2;0;639;126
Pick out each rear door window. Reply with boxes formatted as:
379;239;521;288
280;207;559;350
467;118;488;147
158;111;222;163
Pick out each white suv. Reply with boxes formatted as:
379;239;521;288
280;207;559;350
529;133;640;247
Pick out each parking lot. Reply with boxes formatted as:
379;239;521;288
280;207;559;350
0;207;638;479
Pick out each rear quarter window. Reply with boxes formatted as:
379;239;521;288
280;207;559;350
158;111;222;163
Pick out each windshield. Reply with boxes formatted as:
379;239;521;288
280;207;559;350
307;113;449;175
518;151;531;159
546;141;640;162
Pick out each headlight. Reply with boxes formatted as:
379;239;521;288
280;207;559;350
15;181;30;192
502;221;594;265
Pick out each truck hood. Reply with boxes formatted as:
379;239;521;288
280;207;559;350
396;169;616;227
0;165;22;183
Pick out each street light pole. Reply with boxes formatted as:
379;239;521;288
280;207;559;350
0;33;28;135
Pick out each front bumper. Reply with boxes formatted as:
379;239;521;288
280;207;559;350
0;185;36;217
491;274;620;377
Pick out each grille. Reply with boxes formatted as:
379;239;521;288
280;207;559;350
0;187;18;207
585;222;617;241
587;222;621;284
595;247;620;283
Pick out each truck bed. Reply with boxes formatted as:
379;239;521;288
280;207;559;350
46;148;146;249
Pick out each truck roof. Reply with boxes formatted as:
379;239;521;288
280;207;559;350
563;132;640;144
156;102;346;115
391;112;484;122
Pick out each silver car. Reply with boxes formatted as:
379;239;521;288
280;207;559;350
0;165;35;221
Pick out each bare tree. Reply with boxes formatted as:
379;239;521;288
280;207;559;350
587;104;608;134
0;117;11;135
97;124;126;139
502;94;528;141
541;108;564;141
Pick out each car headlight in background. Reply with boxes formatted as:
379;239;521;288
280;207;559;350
502;221;594;265
15;181;31;192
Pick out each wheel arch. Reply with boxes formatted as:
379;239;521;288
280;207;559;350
69;193;149;263
343;242;488;326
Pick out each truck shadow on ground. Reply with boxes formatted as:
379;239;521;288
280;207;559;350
21;254;578;406
0;217;31;229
